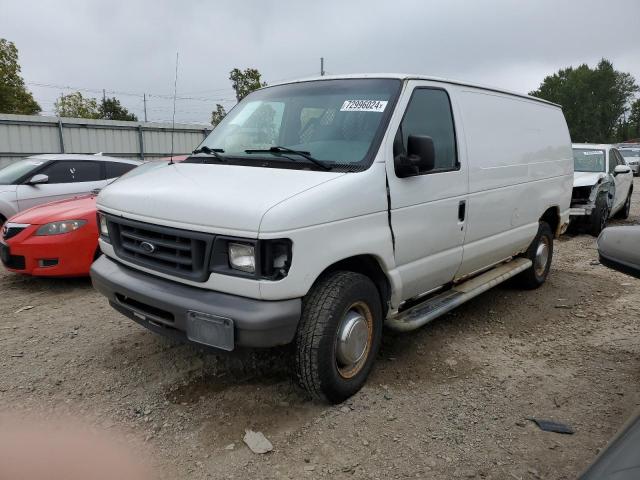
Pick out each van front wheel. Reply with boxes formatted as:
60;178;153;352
516;222;553;289
295;271;382;404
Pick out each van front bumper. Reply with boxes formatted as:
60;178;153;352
90;255;301;351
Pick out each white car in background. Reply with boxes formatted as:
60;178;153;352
0;154;140;226
619;146;640;176
570;143;634;235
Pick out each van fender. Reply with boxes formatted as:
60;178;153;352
258;214;403;305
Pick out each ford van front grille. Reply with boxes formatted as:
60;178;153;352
105;216;214;282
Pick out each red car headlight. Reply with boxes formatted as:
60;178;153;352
35;220;87;236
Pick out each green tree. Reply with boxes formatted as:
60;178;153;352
0;39;41;115
210;103;227;127
530;59;638;143
229;67;266;102
628;98;640;140
54;91;101;119
99;96;137;121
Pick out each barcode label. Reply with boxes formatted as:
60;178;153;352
340;100;388;112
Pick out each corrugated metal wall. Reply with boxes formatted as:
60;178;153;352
0;114;210;167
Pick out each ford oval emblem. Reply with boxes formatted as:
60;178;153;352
140;241;156;254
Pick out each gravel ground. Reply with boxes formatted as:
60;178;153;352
1;188;639;479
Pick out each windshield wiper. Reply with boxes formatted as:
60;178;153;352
192;146;226;161
244;146;330;171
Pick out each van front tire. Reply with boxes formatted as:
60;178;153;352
295;271;382;404
517;222;553;289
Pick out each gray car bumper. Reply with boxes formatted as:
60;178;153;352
90;255;301;350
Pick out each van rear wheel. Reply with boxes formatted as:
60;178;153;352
516;222;553;289
295;271;382;404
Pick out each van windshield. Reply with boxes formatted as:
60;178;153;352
193;78;401;171
573;148;605;172
0;158;43;185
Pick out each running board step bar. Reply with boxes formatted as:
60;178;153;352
385;258;532;332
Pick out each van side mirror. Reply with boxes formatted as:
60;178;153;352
26;174;49;185
613;164;631;176
394;135;435;178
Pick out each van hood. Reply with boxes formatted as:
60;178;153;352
97;163;344;234
573;171;606;188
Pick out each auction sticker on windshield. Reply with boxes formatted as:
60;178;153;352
340;100;388;112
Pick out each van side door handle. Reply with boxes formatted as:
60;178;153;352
458;200;466;222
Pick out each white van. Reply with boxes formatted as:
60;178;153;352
91;75;573;403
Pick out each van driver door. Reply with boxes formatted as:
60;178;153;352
385;82;468;301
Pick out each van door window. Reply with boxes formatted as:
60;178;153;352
395;88;458;174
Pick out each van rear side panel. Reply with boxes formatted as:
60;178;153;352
454;88;572;277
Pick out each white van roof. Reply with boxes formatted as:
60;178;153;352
268;73;561;108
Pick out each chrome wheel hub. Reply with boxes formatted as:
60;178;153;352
534;237;550;276
336;310;369;367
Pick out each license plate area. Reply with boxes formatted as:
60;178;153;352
186;311;234;351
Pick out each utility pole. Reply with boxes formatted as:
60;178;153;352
102;88;106;105
320;57;325;76
143;93;148;122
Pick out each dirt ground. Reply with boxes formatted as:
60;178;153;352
1;189;639;480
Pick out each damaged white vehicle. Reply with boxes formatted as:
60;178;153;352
570;144;633;235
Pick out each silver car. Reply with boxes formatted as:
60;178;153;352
619;147;640;176
0;154;140;225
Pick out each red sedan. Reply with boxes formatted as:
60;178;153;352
1;194;99;277
0;156;188;277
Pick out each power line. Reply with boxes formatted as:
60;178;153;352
179;86;236;95
25;80;235;102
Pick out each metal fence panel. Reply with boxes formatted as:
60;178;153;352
0;113;210;168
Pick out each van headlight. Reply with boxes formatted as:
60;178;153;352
228;243;256;273
98;213;109;238
211;238;292;279
35;220;86;236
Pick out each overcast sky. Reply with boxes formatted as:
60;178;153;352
2;0;639;124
